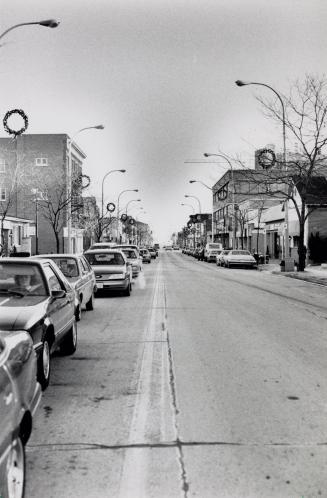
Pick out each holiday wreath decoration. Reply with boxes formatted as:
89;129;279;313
3;109;29;137
81;174;91;189
258;148;276;169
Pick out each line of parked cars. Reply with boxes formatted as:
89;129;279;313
183;243;258;269
0;241;153;495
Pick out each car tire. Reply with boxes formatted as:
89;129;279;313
75;303;82;322
37;337;51;391
60;321;77;356
6;436;25;498
124;282;131;296
85;292;94;311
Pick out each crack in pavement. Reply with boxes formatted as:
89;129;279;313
27;440;327;452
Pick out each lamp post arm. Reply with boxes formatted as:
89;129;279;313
0;20;59;40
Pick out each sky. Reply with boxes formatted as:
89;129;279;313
1;0;327;244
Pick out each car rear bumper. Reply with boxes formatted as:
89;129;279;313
95;278;129;291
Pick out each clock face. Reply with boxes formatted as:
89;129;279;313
258;148;276;169
107;202;116;213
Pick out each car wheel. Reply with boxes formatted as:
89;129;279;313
124;282;131;296
75;303;82;322
60;321;77;356
6;436;25;498
37;337;51;390
85;292;94;311
226;261;230;268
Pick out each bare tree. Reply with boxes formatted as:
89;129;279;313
29;169;86;253
238;75;327;271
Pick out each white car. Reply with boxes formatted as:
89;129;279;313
216;250;230;266
204;243;223;262
84;249;133;296
223;250;257;269
119;248;142;277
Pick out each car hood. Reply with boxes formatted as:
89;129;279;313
0;295;46;331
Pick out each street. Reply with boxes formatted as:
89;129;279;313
26;250;327;498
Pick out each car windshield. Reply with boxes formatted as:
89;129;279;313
0;263;47;296
85;252;125;266
231;250;251;255
50;257;79;277
121;250;137;259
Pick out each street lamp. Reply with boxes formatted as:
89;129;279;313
189;179;215;242
185;194;202;246
184;194;201;213
180;202;195;213
0;19;60;41
235;79;293;270
125;198;141;214
101;169;126;221
203;152;236;249
67;125;104;253
117;189;139;243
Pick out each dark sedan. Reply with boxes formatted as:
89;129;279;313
0;330;41;498
0;258;78;390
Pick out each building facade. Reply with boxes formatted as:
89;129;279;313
0;134;86;254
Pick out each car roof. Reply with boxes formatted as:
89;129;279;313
33;254;82;260
84;248;125;254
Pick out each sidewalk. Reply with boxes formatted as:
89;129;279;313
258;259;327;287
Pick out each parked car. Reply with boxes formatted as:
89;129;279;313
165;246;173;251
0;258;78;390
119;248;142;277
33;254;96;320
147;247;157;259
0;330;42;498
204;243;223;262
88;242;117;250
173;246;180;250
216;249;230;266
139;248;151;264
223;250;258;269
84;249;132;296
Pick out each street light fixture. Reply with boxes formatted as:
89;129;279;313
116;189;139;243
101;169;126;221
189;179;215;241
125;198;141;214
0;19;60;41
203;152;236;249
184;194;201;213
181;202;195;214
235;79;293;270
67;125;104;253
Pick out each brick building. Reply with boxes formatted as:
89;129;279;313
0;134;86;254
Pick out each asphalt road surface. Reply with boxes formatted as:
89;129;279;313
26;250;327;498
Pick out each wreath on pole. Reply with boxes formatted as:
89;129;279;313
3;109;29;137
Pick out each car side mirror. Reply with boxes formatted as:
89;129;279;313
51;289;66;299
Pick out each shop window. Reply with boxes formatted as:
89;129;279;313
0;188;6;201
0;159;6;173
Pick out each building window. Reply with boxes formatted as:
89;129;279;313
35;157;48;166
0;159;6;173
0;188;6;201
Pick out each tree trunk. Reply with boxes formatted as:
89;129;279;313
297;203;307;272
54;231;60;253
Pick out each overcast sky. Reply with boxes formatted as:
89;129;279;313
1;0;327;243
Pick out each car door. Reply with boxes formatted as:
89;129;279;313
0;361;15;491
42;264;72;339
79;256;92;304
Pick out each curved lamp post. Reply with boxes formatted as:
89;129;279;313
125;198;141;215
67;124;104;253
185;194;202;246
190;179;215;241
203;152;235;248
101;169;126;221
116;189;139;242
184;194;201;213
0;19;60;41
180;202;195;214
235;80;293;269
